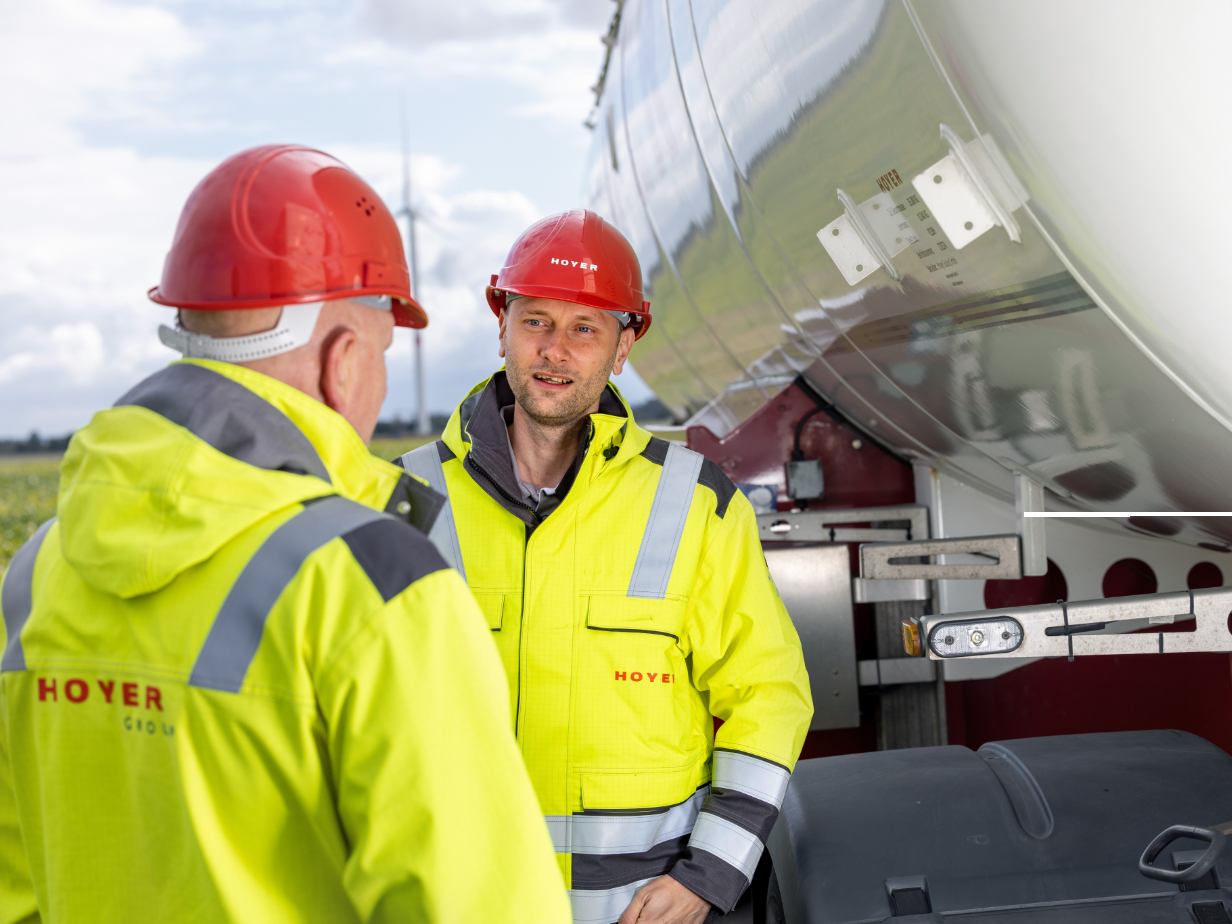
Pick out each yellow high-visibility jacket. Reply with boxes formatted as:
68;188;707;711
0;360;571;924
398;372;813;923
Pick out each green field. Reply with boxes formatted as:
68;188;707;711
0;437;438;575
0;458;61;574
367;436;435;463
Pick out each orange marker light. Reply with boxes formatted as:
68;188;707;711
902;619;922;657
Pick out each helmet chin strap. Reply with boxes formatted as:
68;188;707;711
158;302;326;363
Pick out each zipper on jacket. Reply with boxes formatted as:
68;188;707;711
464;449;539;740
465;453;541;526
515;526;529;741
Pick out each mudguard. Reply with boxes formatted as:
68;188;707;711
767;730;1232;923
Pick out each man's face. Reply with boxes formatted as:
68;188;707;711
500;296;635;428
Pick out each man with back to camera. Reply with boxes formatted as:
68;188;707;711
0;145;571;924
398;210;813;924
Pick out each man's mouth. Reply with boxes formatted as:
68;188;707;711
533;373;574;386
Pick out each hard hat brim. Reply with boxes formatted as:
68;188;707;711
485;284;650;340
149;287;428;329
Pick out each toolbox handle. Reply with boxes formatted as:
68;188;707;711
1138;824;1228;883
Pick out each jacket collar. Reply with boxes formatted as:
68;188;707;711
446;370;644;528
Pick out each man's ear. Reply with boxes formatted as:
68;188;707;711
497;308;508;359
611;324;636;376
319;325;359;415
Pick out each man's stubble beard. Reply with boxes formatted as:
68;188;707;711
505;338;621;431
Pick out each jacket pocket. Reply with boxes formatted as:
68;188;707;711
580;763;705;812
575;597;695;774
472;592;505;631
586;595;686;640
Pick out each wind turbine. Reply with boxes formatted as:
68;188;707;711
399;101;430;436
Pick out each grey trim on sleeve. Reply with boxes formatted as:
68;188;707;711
116;363;331;482
627;441;703;599
639;436;669;466
400;442;467;581
641;437;733;519
1;518;56;673
342;518;448;603
687;813;763;879
668;845;752;915
696;457;737;519
697;790;780;843
188;496;386;693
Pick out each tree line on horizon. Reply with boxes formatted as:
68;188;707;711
1;398;676;455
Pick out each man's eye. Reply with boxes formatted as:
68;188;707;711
577;326;593;333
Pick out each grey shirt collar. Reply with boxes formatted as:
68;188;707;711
502;405;559;512
458;371;628;528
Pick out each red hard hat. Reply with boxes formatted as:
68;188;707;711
149;144;426;328
486;209;651;339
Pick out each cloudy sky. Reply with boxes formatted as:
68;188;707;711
0;0;653;437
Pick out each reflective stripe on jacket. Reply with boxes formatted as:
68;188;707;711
400;371;813;920
0;360;571;924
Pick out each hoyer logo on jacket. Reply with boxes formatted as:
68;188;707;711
35;675;163;710
550;257;598;271
614;670;674;683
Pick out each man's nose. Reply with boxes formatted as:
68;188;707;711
538;327;570;364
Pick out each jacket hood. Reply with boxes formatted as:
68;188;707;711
58;360;406;599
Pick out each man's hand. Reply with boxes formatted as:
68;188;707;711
618;875;711;924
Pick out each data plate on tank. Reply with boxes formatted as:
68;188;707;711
859;191;918;256
817;212;880;285
912;155;996;249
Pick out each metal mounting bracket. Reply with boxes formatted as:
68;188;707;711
916;587;1232;660
860;534;1021;580
759;504;929;545
911;126;1028;249
1016;473;1047;577
816;189;918;285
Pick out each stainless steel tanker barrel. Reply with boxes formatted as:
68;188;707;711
584;0;1232;550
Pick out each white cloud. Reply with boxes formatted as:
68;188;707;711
356;0;610;45
0;0;196;157
0;0;652;436
0;0;205;433
340;0;613;124
0;148;213;431
0;323;105;386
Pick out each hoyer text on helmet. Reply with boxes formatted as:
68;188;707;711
550;258;598;270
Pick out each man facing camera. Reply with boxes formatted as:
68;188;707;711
399;210;813;924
